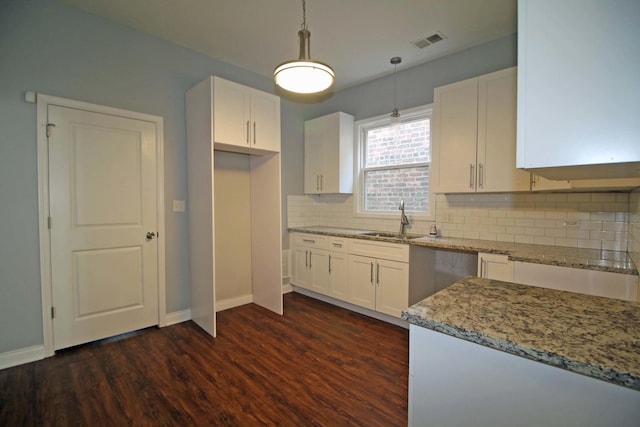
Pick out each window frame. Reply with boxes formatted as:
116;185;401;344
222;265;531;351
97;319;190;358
354;104;435;221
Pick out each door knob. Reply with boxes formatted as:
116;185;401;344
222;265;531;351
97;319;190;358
146;232;156;240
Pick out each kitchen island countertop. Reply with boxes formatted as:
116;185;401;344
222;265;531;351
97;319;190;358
401;276;640;391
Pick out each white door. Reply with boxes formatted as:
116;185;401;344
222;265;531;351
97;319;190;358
48;105;159;350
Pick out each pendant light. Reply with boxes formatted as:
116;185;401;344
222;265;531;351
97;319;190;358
390;56;402;124
274;0;335;94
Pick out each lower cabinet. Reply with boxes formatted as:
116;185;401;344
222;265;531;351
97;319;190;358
291;234;348;299
348;255;409;317
477;252;514;282
290;233;424;319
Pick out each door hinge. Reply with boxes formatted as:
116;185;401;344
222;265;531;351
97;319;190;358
47;216;52;229
51;306;56;319
46;123;56;138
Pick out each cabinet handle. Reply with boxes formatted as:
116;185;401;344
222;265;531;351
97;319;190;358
302;239;315;244
329;255;332;273
469;164;475;189
478;163;484;189
253;122;256;145
320;174;323;190
316;175;320;191
530;174;536;189
480;258;484;277
309;251;312;268
370;262;374;284
305;250;309;268
246;120;250;144
332;243;342;248
376;263;380;286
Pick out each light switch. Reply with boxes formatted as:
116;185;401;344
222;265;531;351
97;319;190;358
173;200;186;212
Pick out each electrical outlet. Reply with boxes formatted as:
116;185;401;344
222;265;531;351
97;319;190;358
173;200;186;212
562;220;579;228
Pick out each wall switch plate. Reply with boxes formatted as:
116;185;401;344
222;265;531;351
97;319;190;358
173;200;186;212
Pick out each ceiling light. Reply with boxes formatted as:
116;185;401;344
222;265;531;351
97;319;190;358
274;0;335;94
390;56;402;124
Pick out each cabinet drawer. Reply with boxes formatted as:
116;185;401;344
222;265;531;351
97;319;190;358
293;233;329;250
329;238;348;253
347;239;409;262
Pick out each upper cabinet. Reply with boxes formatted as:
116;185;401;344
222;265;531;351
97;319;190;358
516;0;640;180
212;76;281;154
434;67;531;193
304;112;354;194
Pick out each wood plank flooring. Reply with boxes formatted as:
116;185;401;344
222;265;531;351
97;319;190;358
0;292;409;426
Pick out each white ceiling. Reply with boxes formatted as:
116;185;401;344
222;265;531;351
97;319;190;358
57;0;517;91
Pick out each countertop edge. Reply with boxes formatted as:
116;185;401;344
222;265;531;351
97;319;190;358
401;312;640;391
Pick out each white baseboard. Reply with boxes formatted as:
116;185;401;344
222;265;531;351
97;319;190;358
282;283;293;293
165;308;192;326
0;345;45;370
216;294;253;312
292;286;409;329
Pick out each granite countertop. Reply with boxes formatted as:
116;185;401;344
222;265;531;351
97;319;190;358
289;226;638;275
401;277;640;391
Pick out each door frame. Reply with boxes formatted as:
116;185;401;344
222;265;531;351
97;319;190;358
36;94;166;357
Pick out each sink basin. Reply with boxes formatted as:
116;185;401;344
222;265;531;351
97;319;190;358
361;231;424;240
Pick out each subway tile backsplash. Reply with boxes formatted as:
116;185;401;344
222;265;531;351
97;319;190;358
288;192;633;252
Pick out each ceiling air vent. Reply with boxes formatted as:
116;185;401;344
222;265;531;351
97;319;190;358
412;31;446;49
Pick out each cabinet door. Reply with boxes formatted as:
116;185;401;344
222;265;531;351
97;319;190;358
376;259;409;318
530;174;571;191
311;249;330;295
304;118;324;194
250;89;280;152
478;253;514;282
517;0;640;176
433;77;479;193
292;247;312;290
477;68;530;192
347;254;376;310
329;251;348;301
213;77;250;148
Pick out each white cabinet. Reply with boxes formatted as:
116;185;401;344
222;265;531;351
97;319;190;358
304;112;354;194
516;0;640;180
212;76;281;154
477;253;514;282
291;234;328;292
434;67;531;193
186;76;283;338
347;240;410;318
327;239;349;300
291;235;349;298
512;262;639;302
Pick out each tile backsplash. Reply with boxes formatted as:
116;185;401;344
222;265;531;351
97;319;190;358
630;189;640;255
288;192;632;251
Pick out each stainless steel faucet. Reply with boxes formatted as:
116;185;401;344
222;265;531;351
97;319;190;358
399;200;409;236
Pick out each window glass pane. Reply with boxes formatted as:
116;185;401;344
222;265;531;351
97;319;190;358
364;166;429;212
365;119;430;168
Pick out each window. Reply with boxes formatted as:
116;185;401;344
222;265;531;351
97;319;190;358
356;105;433;219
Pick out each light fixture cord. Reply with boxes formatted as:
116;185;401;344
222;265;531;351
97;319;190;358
301;0;307;30
393;62;398;111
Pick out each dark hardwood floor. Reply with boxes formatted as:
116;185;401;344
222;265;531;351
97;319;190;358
0;292;409;426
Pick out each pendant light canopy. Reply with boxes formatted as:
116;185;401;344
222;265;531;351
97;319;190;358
274;0;335;94
390;56;402;123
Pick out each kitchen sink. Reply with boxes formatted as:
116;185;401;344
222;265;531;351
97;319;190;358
361;231;424;240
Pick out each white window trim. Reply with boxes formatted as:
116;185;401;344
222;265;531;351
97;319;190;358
354;104;435;221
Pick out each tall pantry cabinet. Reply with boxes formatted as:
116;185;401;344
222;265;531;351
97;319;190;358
186;76;283;338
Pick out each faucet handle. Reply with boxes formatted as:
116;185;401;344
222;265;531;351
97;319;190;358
399;200;405;210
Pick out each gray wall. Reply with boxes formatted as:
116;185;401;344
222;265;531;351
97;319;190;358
0;0;515;354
